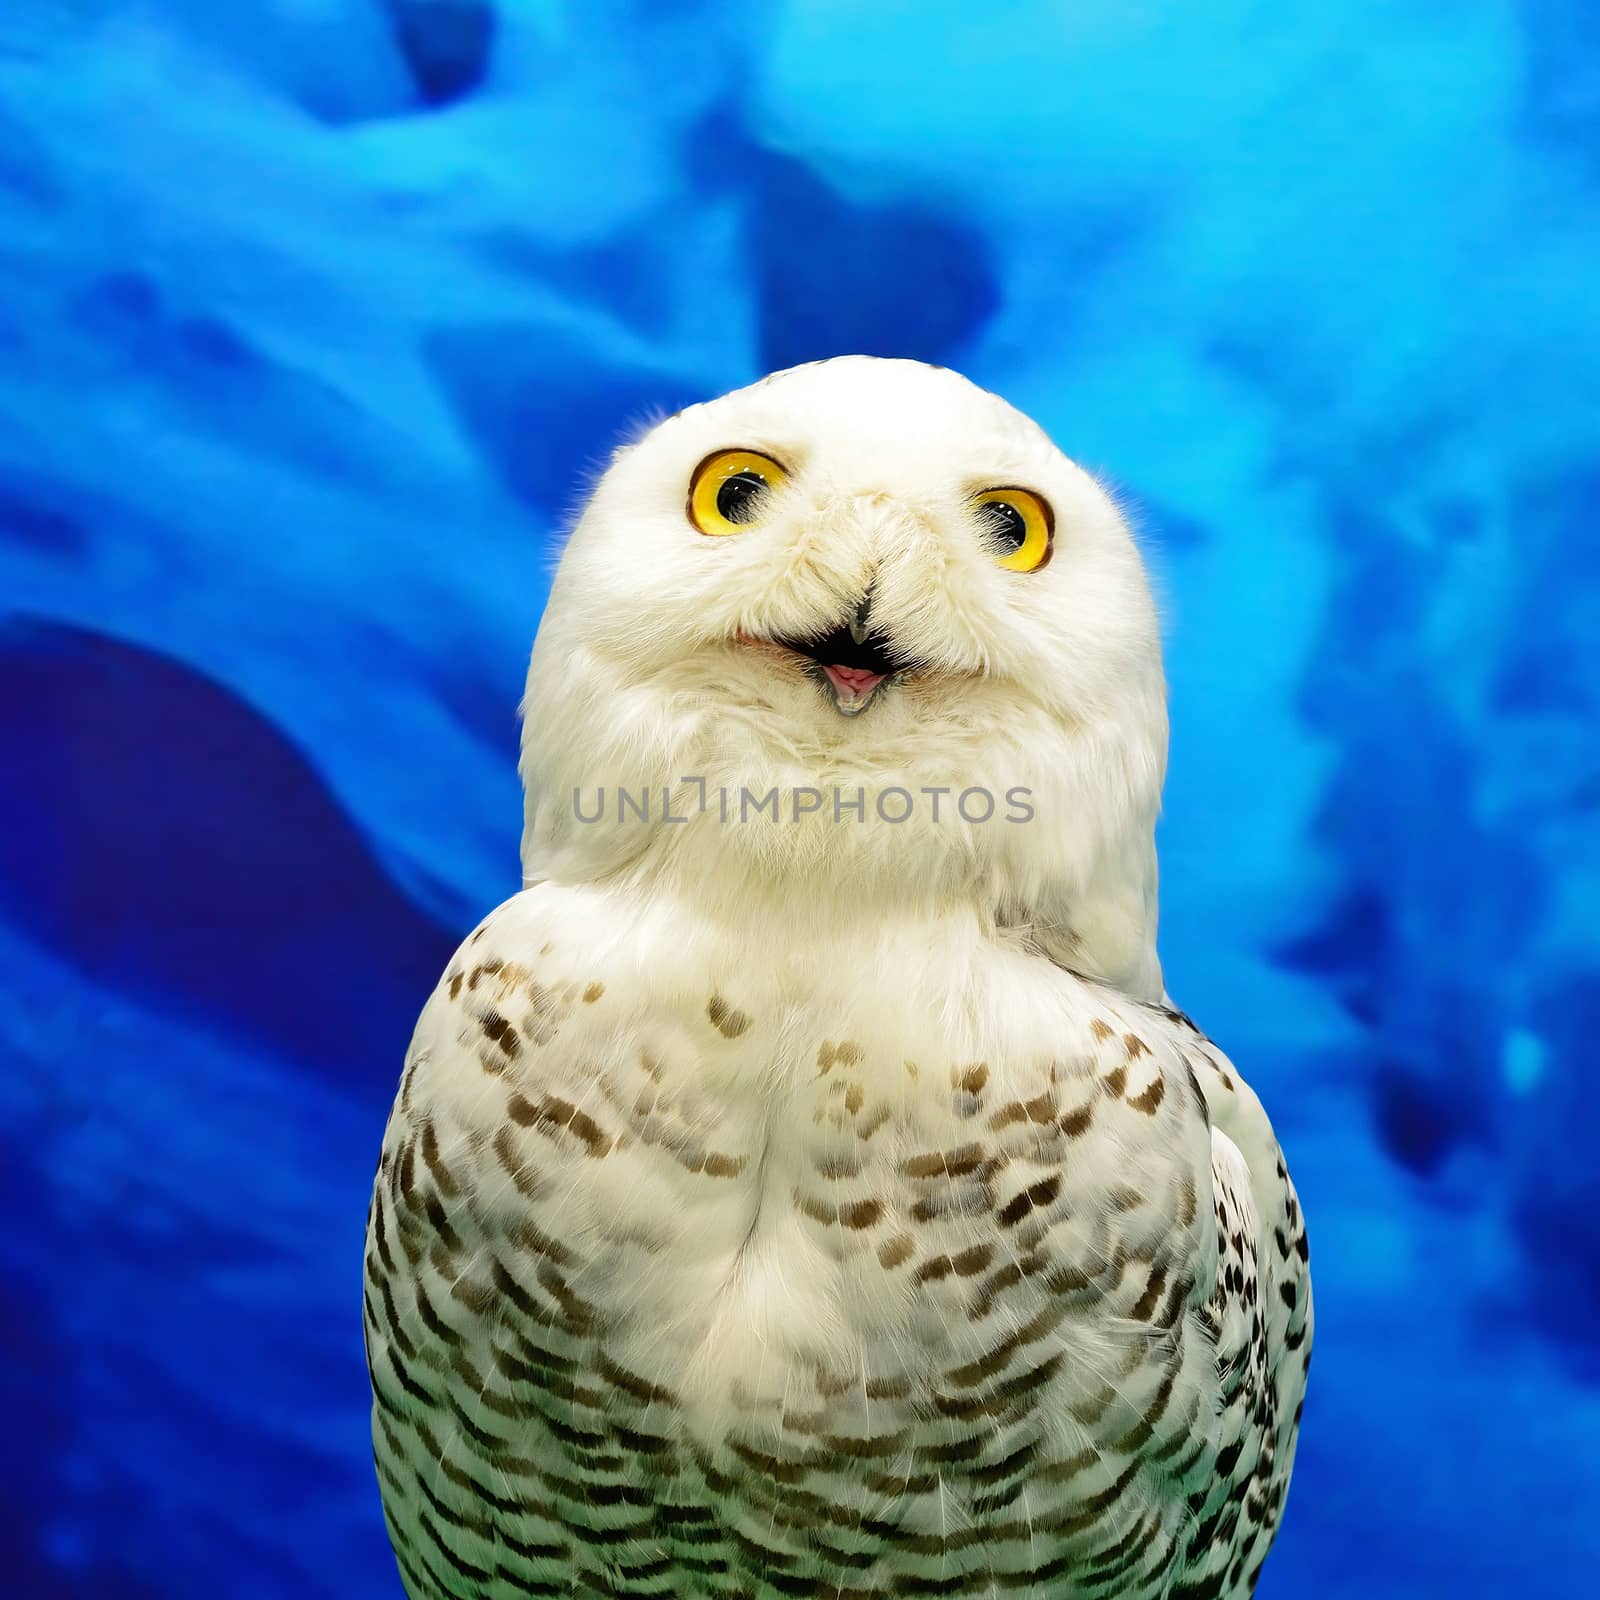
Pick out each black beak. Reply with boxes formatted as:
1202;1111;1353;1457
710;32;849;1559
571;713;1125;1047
771;592;921;716
847;592;873;647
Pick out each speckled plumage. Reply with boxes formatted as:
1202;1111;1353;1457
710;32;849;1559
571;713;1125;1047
365;358;1311;1598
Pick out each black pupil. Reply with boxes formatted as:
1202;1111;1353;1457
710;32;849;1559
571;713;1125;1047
981;500;1027;551
716;470;767;524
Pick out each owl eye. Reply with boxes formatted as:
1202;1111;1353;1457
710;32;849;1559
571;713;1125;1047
974;488;1053;572
689;449;790;535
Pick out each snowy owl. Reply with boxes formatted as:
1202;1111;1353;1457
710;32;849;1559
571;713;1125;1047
364;356;1312;1599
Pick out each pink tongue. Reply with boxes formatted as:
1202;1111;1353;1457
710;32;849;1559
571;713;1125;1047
822;663;886;700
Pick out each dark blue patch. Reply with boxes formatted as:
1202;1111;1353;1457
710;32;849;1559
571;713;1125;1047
749;157;998;371
0;616;460;1079
65;271;398;489
0;103;62;209
382;0;498;107
1274;886;1392;1030
1517;0;1600;178
479;225;677;338
1276;887;1390;978
689;110;998;370
1285;700;1538;1128
1371;1060;1468;1178
1427;494;1484;546
0;1136;77;1598
1510;975;1600;1361
424;320;704;518
1283;495;1546;1191
68;269;164;362
0;478;87;558
173;314;266;374
1490;469;1600;717
0;1083;176;1600
429;645;528;759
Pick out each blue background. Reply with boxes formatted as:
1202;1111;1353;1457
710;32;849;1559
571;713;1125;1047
2;3;1597;1596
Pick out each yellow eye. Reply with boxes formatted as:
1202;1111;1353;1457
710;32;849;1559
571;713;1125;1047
974;487;1053;573
688;448;789;535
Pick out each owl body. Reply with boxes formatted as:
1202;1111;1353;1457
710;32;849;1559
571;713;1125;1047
367;880;1309;1599
366;358;1311;1597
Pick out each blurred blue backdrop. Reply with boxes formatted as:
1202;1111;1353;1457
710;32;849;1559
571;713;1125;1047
2;2;1597;1596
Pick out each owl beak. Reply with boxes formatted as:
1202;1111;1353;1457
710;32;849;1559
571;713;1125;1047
847;593;873;647
828;593;885;712
767;591;914;717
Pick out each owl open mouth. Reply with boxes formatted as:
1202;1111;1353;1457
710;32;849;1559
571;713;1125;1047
771;621;918;717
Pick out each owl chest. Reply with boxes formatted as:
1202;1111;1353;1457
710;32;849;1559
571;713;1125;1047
440;986;1151;1454
375;918;1219;1595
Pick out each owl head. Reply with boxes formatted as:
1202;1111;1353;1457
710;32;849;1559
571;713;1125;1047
520;357;1167;997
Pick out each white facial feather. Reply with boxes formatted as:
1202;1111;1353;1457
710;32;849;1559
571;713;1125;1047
519;357;1168;998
